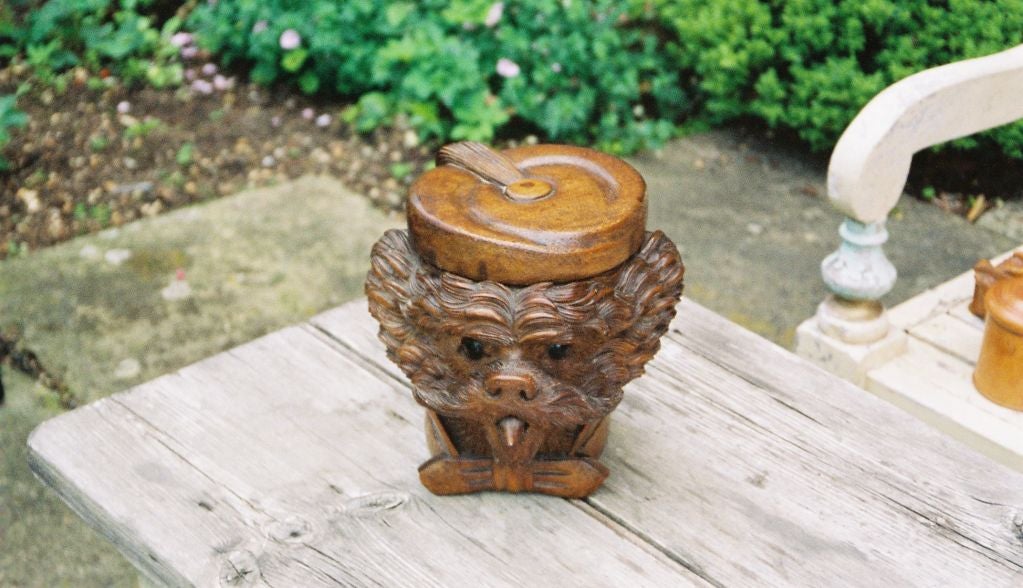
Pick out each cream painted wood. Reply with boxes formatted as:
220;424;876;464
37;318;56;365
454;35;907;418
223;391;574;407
27;298;1023;587
829;44;1023;223
803;44;1023;356
861;247;1023;472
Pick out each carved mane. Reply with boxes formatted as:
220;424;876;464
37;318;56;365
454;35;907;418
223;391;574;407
366;229;684;412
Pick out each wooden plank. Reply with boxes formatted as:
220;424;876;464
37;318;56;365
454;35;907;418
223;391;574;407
29;323;702;587
948;299;988;329
315;299;1023;587
908;312;984;364
887;246;1021;331
868;338;1023;469
887;269;974;330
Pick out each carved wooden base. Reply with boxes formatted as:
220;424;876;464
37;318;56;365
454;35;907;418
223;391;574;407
419;411;610;498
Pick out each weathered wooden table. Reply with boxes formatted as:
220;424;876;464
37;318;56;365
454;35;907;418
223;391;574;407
28;299;1023;587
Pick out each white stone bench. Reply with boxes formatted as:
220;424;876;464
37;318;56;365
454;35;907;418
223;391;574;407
796;45;1023;471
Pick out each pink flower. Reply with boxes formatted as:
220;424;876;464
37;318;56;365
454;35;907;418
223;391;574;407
485;2;504;27
213;74;235;91
116;101;131;114
279;29;301;50
181;46;199;59
184;68;196;81
191;79;213;95
201;63;217;76
301;107;314;120
496;58;520;78
271;115;282;128
252;20;268;34
315;114;332;128
170;32;193;48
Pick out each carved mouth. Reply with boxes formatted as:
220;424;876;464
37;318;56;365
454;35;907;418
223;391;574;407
496;416;528;448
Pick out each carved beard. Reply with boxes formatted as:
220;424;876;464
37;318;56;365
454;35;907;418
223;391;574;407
366;229;684;430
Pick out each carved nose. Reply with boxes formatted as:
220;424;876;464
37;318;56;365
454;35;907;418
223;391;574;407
485;374;538;401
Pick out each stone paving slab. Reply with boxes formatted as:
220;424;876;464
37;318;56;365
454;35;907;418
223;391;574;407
0;175;402;405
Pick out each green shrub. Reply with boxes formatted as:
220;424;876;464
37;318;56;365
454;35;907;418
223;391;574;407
0;0;184;88
655;0;1023;156
186;0;683;152
0;94;29;171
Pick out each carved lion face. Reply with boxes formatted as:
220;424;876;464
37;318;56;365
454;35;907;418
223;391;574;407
366;230;684;430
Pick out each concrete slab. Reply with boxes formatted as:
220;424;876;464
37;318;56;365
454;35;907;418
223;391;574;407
0;369;136;587
978;199;1023;242
629;131;1017;346
0;175;402;405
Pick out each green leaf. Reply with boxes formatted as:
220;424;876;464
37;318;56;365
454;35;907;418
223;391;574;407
298;71;320;94
176;142;194;166
280;48;308;73
385;3;416;27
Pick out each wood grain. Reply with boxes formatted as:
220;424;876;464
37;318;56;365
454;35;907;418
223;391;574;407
30;298;1023;587
316;299;1023;587
29;323;701;587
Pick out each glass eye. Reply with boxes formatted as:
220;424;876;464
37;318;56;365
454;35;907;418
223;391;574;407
460;337;486;360
547;343;570;360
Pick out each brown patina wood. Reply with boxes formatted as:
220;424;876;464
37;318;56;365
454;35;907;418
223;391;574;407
365;142;684;498
970;251;1023;317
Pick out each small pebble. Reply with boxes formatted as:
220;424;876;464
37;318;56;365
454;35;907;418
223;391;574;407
117;100;131;114
315;113;332;128
162;279;192;301
16;188;41;213
79;244;101;260
261;155;276;167
105;248;132;265
114;358;142;380
746;222;764;236
402;129;419;149
301;107;315;120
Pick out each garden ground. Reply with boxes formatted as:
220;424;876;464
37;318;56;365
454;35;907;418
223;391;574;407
2;127;1022;586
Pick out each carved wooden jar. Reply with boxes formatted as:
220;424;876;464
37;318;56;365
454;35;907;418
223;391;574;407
365;142;684;498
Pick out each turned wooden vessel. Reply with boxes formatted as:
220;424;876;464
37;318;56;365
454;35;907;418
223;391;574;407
366;141;684;498
974;277;1023;410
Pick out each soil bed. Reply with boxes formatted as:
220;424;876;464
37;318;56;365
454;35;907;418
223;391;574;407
0;64;436;259
2;66;1021;260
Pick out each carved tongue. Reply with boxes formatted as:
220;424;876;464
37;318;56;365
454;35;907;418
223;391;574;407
497;416;526;448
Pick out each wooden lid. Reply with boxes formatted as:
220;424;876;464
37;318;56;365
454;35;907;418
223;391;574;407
407;142;647;285
986;277;1023;335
